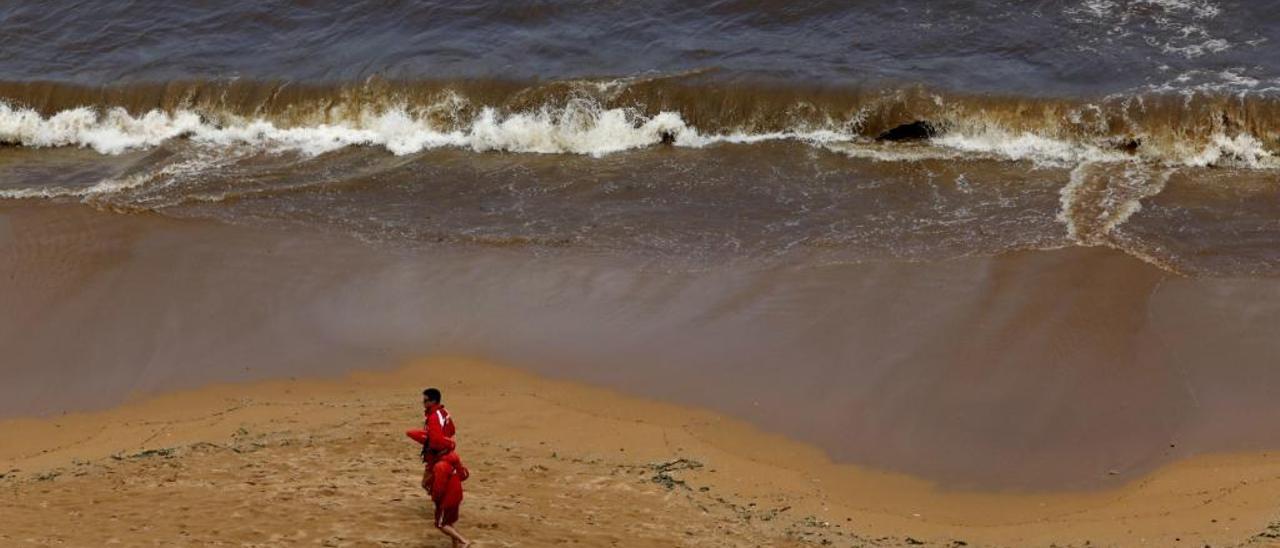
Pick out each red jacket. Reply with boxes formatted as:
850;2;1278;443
430;451;468;509
424;403;456;454
406;404;457;463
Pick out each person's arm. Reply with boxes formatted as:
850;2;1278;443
406;429;427;445
421;465;432;493
452;453;469;481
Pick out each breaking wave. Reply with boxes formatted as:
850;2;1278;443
0;79;1276;168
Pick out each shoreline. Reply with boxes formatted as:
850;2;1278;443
3;357;1279;547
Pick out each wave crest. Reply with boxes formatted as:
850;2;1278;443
0;79;1277;168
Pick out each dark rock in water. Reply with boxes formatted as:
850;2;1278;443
876;121;937;142
659;131;677;145
1113;137;1142;153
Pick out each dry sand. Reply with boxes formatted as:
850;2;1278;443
2;358;1279;547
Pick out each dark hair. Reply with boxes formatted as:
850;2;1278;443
423;388;442;403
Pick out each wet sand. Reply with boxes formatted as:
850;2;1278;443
3;357;1280;547
7;201;1280;494
5;201;1280;546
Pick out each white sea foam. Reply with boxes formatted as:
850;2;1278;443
1066;0;1233;60
0;186;81;200
824;142;964;162
2;100;696;157
932;127;1278;169
0;99;858;159
1183;133;1275;168
0;100;1275;171
933;130;1130;166
0;172;147;200
1057;161;1171;245
1137;0;1221;19
0;153;226;201
466;105;684;155
1161;37;1231;58
0;103;205;154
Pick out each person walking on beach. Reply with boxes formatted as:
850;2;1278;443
406;388;470;546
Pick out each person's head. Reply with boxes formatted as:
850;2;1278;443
423;388;442;409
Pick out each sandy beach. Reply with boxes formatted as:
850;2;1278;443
5;2;1280;546
3;357;1279;547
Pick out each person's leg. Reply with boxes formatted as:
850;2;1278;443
435;507;468;546
439;524;469;547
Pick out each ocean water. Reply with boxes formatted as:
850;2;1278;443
2;1;1280;489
